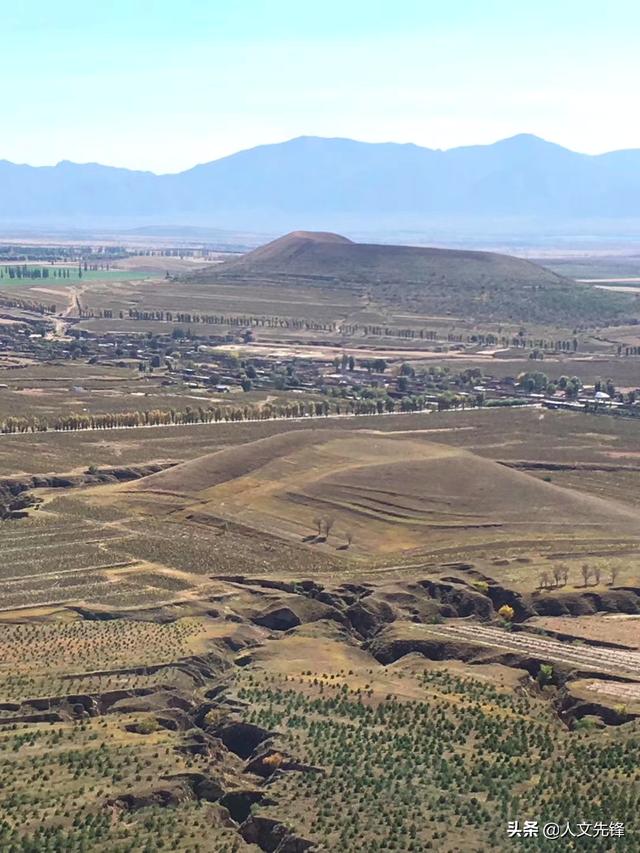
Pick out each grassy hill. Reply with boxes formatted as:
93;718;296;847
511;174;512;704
201;231;635;325
124;429;640;558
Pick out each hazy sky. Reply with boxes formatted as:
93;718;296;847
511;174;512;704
3;0;639;172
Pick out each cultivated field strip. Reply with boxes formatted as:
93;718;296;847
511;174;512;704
0;543;130;579
0;528;127;556
0;575;173;611
426;623;640;675
580;679;640;702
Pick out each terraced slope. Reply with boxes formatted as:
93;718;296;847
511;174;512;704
124;430;640;557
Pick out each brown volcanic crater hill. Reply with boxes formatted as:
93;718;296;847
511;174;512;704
222;230;568;287
189;230;628;323
243;230;354;264
122;430;640;557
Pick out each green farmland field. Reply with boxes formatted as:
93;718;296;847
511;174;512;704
0;266;150;288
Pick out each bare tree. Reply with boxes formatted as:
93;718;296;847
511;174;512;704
539;571;551;590
323;516;336;539
345;529;354;548
552;566;563;588
592;566;602;586
560;565;570;586
313;516;323;537
610;566;619;586
580;563;591;587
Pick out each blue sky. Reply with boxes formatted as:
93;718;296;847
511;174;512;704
3;1;639;171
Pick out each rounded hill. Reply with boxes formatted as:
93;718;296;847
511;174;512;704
188;230;631;324
241;231;354;266
123;430;640;558
225;230;568;287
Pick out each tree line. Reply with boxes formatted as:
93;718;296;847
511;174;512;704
0;295;56;314
538;562;619;589
78;304;582;352
0;266;81;280
79;308;338;332
0;392;487;435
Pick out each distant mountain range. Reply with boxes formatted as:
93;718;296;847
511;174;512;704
2;134;640;232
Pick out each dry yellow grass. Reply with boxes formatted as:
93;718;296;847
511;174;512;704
121;429;640;558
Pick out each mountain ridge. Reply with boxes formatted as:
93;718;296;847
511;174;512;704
2;134;640;228
0;133;615;173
